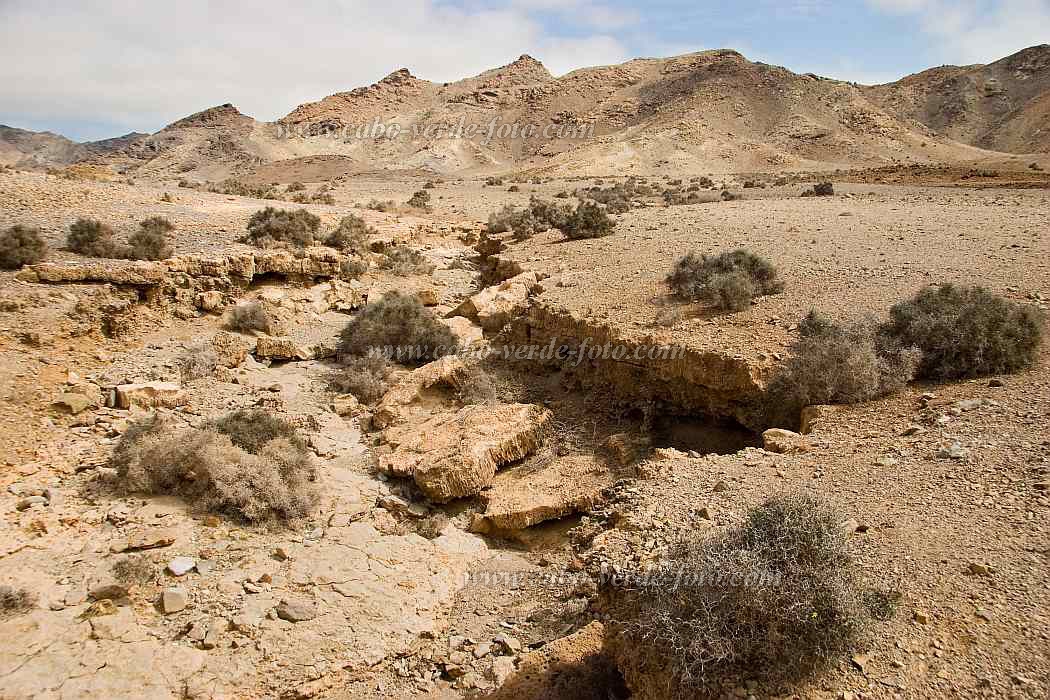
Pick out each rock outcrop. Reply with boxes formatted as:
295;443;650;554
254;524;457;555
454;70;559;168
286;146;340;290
380;403;552;502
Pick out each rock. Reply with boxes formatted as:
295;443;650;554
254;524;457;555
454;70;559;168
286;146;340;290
196;290;224;312
113;527;177;552
473;641;493;658
113;382;185;410
211;330;254;368
161;587;188;614
762;428;810;454
913;610;929;624
255;335;313;361
16;495;48;511
324;279;367;312
276;598;317;622
902;425;925;436
372;356;470;429
442;316;484;348
450;273;536;332
332;394;360;417
939;442;968;460
380;403;552;502
166;557;197;576
600;433;650;467
30;259;167;285
493;634;522;654
52;392;93;415
471;456;611;533
967;562;992;576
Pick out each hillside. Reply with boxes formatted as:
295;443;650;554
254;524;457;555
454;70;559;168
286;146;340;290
13;46;1050;179
0;125;148;169
865;44;1050;154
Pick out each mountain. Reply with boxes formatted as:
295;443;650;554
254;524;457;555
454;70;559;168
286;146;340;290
14;46;1049;178
864;45;1050;154
0;124;148;169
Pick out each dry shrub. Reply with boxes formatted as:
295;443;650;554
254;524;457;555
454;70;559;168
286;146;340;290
243;207;320;248
113;411;318;523
881;284;1043;379
486;196;572;241
560;200;616;240
412;512;449;540
667;249;784;311
378;244;434;276
339;291;457;365
112;555;155;586
365;199;397;212
0;225;48;269
323;214;374;256
607;491;868;694
178;341;219;381
67;218;123;258
330;355;392;404
0;585;36;619
225;300;273;333
127;216;174;260
406;189;431;209
766;311;919;427
801;182;834;197
455;363;497;405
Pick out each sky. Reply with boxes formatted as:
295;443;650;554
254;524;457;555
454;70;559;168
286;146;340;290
0;0;1047;142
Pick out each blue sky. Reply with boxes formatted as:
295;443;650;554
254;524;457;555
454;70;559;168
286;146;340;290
1;0;1046;142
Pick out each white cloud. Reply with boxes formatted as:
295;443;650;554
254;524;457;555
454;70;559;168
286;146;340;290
0;0;630;139
867;0;1050;64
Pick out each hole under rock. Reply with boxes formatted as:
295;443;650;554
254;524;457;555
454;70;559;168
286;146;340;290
651;413;761;455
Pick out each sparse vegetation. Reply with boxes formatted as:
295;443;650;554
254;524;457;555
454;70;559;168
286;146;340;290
67;218;122;258
406;189;431;209
112;410;318;523
801;182;835;197
666;249;784;311
243;207;321;248
330;355;392;404
559;200;616;240
127;216;174;260
0;225;48;269
339;291;457;365
365;199;397;212
323;214;375;256
112;555;155;586
378;244;434;276
485;197;572;241
178;340;219;381
609;490;869;692
766;311;921;427
881;284;1043;379
485;177;505;187
225;300;274;334
0;585;36;619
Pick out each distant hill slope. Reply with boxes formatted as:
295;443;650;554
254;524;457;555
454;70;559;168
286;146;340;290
0;125;148;169
9;46;1047;178
864;45;1050;154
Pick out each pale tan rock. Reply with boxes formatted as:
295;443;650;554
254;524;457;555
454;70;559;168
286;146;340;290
472;455;612;532
451;276;534;332
195;290;224;312
255;335;313;361
380;403;552;502
29;260;167;285
762;428;810;454
324;279;367;312
442;316;484;348
372;356;470;429
114;382;185;410
211;330;255;368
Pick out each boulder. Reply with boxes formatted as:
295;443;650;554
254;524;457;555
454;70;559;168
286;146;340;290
471;455;612;533
450;272;537;332
211;330;255;368
762;428;810;454
379;403;552;502
195;290;224;312
113;382;185;410
29;260;167;285
52;392;94;415
255;335;313;361
372;356;470;429
442;316;484;348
